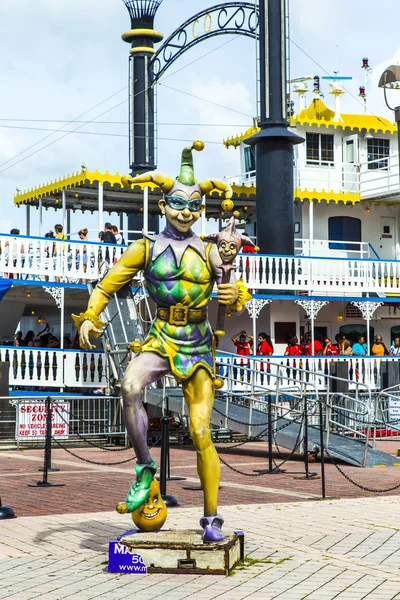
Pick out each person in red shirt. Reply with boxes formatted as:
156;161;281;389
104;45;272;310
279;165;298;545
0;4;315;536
303;333;323;356
322;337;339;356
285;336;302;356
257;332;273;355
257;332;273;385
232;330;253;382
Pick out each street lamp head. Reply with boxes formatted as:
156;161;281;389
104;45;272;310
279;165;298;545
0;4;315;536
121;0;164;20
378;65;400;88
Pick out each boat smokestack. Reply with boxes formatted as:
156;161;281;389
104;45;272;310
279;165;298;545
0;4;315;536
293;82;308;112
329;81;345;122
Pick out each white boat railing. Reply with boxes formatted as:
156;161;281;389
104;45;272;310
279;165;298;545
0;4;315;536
359;154;400;198
0;233;399;295
1;347;105;388
294;238;372;259
216;354;393;392
226;154;400;200
226;160;360;193
0;233;127;283
2;347;396;392
238;253;400;294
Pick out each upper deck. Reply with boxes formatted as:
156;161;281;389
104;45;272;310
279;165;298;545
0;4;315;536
2;232;400;299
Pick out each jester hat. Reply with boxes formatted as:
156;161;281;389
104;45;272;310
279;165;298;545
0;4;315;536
202;216;255;254
121;141;233;200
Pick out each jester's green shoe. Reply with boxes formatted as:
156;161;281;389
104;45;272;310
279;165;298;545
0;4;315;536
116;459;157;514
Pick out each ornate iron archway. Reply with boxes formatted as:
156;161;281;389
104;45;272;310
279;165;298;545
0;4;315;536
151;3;259;82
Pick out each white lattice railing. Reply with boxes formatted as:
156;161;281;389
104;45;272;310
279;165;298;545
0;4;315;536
1;233;400;295
0;234;126;283
238;254;400;294
3;346;398;392
1;347;105;388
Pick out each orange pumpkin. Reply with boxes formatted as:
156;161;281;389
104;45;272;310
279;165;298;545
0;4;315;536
131;479;168;532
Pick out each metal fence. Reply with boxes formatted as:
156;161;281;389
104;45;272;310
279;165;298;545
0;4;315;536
3;395;126;447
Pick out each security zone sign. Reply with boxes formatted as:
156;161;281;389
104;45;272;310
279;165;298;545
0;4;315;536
17;402;70;439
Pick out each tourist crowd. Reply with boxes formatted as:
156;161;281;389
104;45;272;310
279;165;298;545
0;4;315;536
14;328;78;349
231;330;400;358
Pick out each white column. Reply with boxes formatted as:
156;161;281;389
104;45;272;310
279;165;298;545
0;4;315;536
143;186;149;235
98;181;104;233
309;200;314;256
252;298;257;356
60;288;65;351
310;300;315;357
366;310;370;354
62;189;67;234
39;199;43;237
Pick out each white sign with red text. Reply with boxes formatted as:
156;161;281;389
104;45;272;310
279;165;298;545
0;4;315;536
17;402;70;439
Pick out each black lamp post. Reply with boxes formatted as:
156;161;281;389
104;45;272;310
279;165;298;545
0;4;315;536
244;0;303;255
121;0;164;235
378;65;400;182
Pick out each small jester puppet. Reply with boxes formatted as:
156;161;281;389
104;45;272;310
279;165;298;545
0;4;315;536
73;142;252;542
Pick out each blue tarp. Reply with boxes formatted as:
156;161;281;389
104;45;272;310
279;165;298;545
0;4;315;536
0;279;13;302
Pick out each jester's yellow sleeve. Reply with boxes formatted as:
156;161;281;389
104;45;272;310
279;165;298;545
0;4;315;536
72;239;147;334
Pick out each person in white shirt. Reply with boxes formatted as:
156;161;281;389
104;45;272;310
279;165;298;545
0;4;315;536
390;337;400;356
111;225;124;245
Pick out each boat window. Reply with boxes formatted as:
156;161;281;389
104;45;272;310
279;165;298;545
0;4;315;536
390;326;400;345
306;133;334;166
244;146;255;174
328;216;361;251
275;322;296;344
367;138;389;170
339;325;374;344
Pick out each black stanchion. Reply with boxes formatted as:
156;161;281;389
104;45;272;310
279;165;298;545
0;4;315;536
254;394;285;474
0;497;16;519
39;399;60;473
29;397;65;488
294;394;318;480
159;416;178;506
319;400;326;499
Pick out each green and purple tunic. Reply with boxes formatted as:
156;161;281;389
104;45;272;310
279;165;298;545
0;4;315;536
141;232;217;381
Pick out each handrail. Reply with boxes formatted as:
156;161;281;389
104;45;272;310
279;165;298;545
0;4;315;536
368;242;381;260
216;351;372;464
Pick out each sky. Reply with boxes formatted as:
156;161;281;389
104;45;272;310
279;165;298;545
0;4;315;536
1;0;400;238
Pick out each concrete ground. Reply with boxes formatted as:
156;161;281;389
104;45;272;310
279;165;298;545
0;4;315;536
2;442;400;599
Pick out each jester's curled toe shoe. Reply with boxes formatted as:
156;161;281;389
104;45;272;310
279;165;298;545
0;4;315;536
116;460;157;514
200;515;225;543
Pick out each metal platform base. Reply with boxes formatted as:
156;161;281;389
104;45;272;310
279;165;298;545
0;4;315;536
120;529;244;575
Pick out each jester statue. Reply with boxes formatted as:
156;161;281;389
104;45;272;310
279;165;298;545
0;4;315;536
73;141;252;542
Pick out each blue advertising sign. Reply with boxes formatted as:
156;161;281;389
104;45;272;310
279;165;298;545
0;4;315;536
108;541;147;573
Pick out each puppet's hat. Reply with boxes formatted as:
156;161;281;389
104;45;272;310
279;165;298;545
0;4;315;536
177;141;204;185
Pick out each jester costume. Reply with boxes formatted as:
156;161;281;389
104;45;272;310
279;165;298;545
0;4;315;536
143;225;216;380
73;142;251;542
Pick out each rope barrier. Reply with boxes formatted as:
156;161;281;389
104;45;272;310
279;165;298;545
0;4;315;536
325;448;400;493
52;404;130;451
272;415;305;470
51;437;138;465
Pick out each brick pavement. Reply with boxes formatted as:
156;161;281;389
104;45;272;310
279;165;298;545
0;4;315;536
3;498;400;599
3;443;400;598
2;442;400;517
